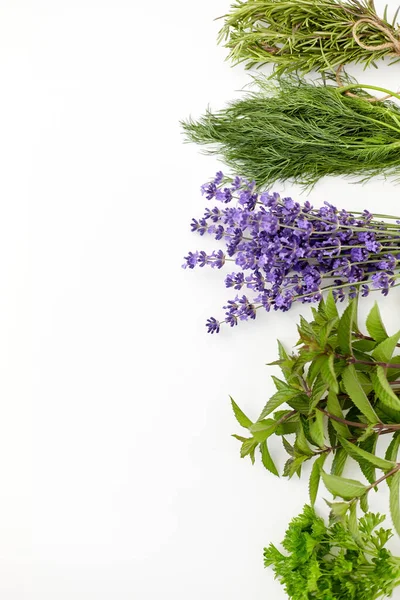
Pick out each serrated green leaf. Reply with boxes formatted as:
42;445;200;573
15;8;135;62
366;302;388;343
240;438;258;462
348;501;361;541
390;470;400;536
325;290;339;321
319;318;339;349
298;316;317;342
318;296;326;316
360;493;369;513
310;410;325;447
321;471;368;500
285;455;309;479
271;376;289;392
309;453;327;505
307;354;327;386
331;448;348;477
386;431;400;464
358;434;378;485
286;393;310;414
340;437;395;470
326;391;351;439
295;422;313;457
310;374;328;409
260;440;279;476
371;366;400;411
282;437;295;457
337;300;355;356
320;353;338;394
230;397;253;429
258;387;300;420
342;364;380;424
372;330;400;364
250;419;276;443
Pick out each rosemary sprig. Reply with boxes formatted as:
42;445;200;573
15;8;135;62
182;77;400;188
218;0;400;74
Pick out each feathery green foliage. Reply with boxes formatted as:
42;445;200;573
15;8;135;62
218;0;400;74
182;77;400;188
265;505;400;599
231;295;400;528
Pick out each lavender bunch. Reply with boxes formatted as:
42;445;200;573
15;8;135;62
183;172;400;333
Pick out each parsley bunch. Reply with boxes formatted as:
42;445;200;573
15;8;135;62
265;506;400;599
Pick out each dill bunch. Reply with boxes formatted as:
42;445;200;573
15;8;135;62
182;77;400;188
218;0;400;74
265;506;400;600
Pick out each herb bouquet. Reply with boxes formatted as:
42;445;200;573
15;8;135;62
183;172;400;334
218;0;400;74
182;77;400;188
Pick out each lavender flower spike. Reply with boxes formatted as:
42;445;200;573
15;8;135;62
183;172;400;333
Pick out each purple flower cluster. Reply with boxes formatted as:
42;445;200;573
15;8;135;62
183;172;400;333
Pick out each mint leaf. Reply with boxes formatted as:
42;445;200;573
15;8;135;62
230;397;253;429
342;364;380;424
321;471;368;500
366;302;388;343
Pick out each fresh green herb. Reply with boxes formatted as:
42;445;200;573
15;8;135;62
231;295;400;528
218;0;400;74
265;505;400;599
182;77;400;188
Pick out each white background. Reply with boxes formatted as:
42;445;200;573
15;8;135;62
0;0;400;598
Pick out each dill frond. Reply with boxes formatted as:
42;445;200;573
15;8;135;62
182;77;400;188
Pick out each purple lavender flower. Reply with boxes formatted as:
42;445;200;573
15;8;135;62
184;172;400;332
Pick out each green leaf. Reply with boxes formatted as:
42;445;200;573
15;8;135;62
337;300;356;356
258;388;299;420
310;374;328;409
358;434;378;485
389;470;400;536
320;353;338;394
310;410;325;448
309;453;327;505
232;434;247;443
271;376;289;392
386;431;400;464
250;419;276;443
325;290;339;321
286;394;310;414
366;302;388;343
327;500;350;523
371;366;400;411
321;471;368;500
282;437;295;457
319;318;339;349
230;397;253;429
260;440;279;476
348;501;361;541
331;448;348;477
360;493;369;513
240;438;258;463
326;391;351;439
284;455;309;479
339;437;395;471
342;365;380;424
294;422;313;457
372;330;400;364
307;354;327;386
353;339;377;353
